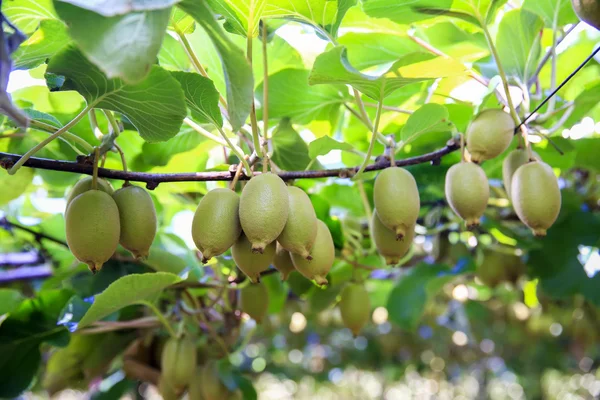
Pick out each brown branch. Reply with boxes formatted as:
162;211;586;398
0;140;459;189
1;217;68;247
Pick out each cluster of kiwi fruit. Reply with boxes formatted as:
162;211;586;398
191;173;335;285
159;336;241;400
445;109;561;236
65;176;157;272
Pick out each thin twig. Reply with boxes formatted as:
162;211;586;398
528;24;578;87
1;217;68;247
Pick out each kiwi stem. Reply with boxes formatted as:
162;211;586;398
354;84;386;179
114;143;128;173
7;103;95;175
104;110;121;137
138;300;177;338
357;180;373;222
460;133;465;163
92;147;100;190
230;161;244;190
29;119;94;153
183;290;230;356
246;32;263;158
262;21;270;142
214;125;253;176
351;88;390;146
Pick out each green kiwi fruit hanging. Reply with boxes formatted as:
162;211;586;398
291;220;335;285
371;210;414;265
277;186;318;259
240;281;269;323
502;149;539;199
466;109;515;163
273;244;296;281
572;0;600;30
66;176;114;209
445;162;490;229
339;282;371;336
231;232;276;282
160;336;197;392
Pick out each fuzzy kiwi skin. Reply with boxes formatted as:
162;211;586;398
66;176;114;209
572;0;600;30
445;162;490;229
277;186;318;259
112;185;157;260
240;282;269;323
502;149;539;199
511;161;561;236
339;283;371;336
160;336;197;391
371;210;414;265
66;190;120;273
466;109;515;163
273;245;296;281
291;220;334;285
191;188;242;262
239;173;289;253
158;376;181;400
231;232;276;283
197;362;241;400
373;167;420;240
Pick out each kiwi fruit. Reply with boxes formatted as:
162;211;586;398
231;232;276;283
371;210;414;265
66;176;114;209
445;162;490;229
291;220;335;285
572;0;600;30
476;250;525;288
65;190;120;273
240;281;269;323
373;167;420;240
158;375;181;400
199;361;237;400
239;172;289;253
277;186;318;259
466;109;515;163
339;282;371;336
112;185;157;259
191;188;242;262
273;245;296;281
511;161;561;236
502;149;540;198
160;336;197;391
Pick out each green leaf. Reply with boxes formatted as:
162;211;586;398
270;119;312;170
257;68;347;123
0;289;24;316
401;104;453;144
574;138;600;172
12;19;70;70
142;128;205;166
262;273;287;314
522;0;578;27
55;2;172;84
308;135;355;159
77;272;182;329
0;167;34;205
496;9;543;84
178;0;253;131
308;46;466;100
54;0;180;16
46;45;187;142
362;0;453;25
337;32;421;71
2;0;58;33
171;72;223;126
207;0;266;37
158;33;192;71
264;0;339;32
0;289;72;398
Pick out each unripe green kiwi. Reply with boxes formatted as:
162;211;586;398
466;109;515;163
445;162;489;229
572;0;600;30
502;149;539;199
187;367;205;400
476;250;525;288
277;186;318;259
161;336;197;391
231;232;276;283
66;176;114;208
158;375;182;400
511;161;561;236
373;167;420;240
200;361;234;400
192;188;242;262
291;220;334;286
273;245;296;281
240;281;269;323
65;190;120;273
339;282;371;336
112;185;157;259
239;172;289;253
371;210;414;265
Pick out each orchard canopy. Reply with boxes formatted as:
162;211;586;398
0;0;600;399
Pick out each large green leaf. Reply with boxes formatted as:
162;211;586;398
207;0;266;37
270;119;312;170
0;167;34;205
496;9;543;84
362;0;454;25
158;33;192;71
257;68;347;123
12;19;70;70
522;0;578;27
308;135;355;159
264;0;339;34
178;0;253;131
337;32;421;71
77;272;182;329
171;72;223;126
46;45;187;142
142;128;205;166
309;46;466;101
55;2;172;84
55;0;179;16
400;104;453;144
0;289;72;398
2;0;58;33
0;289;24;316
